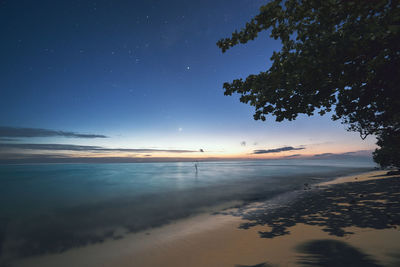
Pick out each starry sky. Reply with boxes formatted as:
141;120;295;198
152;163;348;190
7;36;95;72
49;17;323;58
0;0;376;162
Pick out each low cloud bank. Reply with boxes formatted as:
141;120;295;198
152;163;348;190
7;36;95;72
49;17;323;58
0;126;107;138
253;146;305;154
0;143;197;153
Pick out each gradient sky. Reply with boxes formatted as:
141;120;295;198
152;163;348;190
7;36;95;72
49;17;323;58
0;0;376;162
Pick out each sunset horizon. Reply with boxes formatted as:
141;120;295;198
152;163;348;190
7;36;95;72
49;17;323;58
0;125;375;163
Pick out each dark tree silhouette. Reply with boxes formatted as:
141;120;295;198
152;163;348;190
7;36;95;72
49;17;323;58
373;129;400;168
218;0;400;167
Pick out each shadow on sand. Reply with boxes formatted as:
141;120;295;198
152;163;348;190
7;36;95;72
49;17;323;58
235;263;273;267
233;176;400;267
235;239;387;267
296;239;382;267
229;176;400;238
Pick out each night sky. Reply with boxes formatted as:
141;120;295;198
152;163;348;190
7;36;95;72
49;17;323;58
0;0;375;162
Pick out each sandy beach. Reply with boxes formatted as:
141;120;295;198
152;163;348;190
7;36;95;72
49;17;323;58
12;170;400;267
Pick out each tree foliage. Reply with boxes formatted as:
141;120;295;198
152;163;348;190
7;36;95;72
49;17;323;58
373;129;400;168
217;0;400;141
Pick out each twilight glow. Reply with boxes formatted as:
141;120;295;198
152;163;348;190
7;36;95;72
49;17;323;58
0;0;376;163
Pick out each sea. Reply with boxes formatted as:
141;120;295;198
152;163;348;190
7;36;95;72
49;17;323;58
0;158;375;264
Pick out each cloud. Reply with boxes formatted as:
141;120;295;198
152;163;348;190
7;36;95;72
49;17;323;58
0;143;197;153
253;146;305;154
0;152;71;159
199;149;204;152
0;137;19;141
313;153;334;157
240;141;246;146
283;154;302;158
312;150;372;159
0;126;107;138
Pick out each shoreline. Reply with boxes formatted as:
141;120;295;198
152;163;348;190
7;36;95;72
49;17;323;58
11;169;400;267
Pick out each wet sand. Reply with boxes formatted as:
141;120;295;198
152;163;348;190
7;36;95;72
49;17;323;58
14;170;400;267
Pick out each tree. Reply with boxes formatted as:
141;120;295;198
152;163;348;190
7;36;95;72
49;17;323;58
217;0;400;167
373;129;400;168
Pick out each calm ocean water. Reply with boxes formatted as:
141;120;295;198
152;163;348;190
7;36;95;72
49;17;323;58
0;159;374;263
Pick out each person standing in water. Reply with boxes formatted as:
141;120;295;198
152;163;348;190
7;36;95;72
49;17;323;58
194;162;198;173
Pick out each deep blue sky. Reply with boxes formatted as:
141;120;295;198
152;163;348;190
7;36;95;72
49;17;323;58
0;0;375;160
